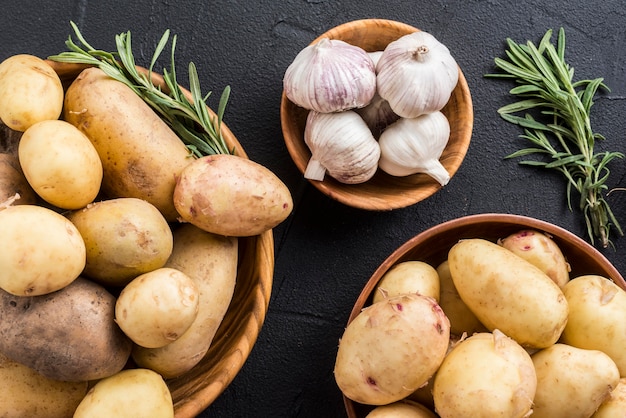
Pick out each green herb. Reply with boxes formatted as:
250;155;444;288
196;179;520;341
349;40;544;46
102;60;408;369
48;21;232;157
485;27;624;248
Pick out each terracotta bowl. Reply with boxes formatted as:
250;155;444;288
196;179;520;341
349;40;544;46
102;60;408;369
343;213;626;417
48;61;274;417
280;19;473;210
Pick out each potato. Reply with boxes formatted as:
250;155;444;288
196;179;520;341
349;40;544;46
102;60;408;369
432;330;536;418
448;238;568;348
0;204;85;296
334;294;450;406
63;67;192;221
436;260;486;336
18;119;103;209
593;378;626;417
173;154;293;236
67;197;173;287
0;351;88;418
530;343;619;418
366;400;437;418
115;267;199;348
73;368;173;418
499;229;570;288
372;260;440;303
0;54;63;131
0;153;38;206
0;277;132;382
560;275;626;375
132;224;238;378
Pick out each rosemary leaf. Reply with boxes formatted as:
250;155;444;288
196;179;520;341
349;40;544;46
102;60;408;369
486;27;624;248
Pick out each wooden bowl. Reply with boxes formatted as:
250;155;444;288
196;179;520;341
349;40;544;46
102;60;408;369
343;213;626;417
48;61;274;417
280;19;473;210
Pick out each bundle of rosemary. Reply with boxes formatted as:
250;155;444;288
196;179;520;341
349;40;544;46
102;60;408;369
48;21;232;158
486;28;624;248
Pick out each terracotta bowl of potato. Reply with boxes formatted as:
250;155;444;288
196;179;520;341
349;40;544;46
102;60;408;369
341;213;626;417
280;19;473;210
49;62;274;418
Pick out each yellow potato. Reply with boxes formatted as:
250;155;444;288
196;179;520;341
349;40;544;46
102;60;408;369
372;260;440;303
0;204;85;296
531;343;619;418
432;330;536;418
334;294;450;406
18;119;103;209
436;260;486;336
173;154;293;236
67;197;173;287
448;238;568;348
0;351;88;418
132;224;238;378
63;67;192;221
560;275;626;375
115;267;199;348
499;229;570;288
73;368;173;418
0;54;63;131
593;378;626;417
366;400;437;417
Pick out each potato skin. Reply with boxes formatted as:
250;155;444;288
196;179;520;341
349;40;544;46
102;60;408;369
0;153;38;205
67;197;173;287
448;238;568;348
0;204;85;296
372;260;440;303
73;368;173;418
366;400;437;418
173;154;293;236
593;378;626;417
0;351;88;418
561;275;626;376
63;67;192;221
531;343;619;418
132;224;238;378
334;294;450;406
432;330;536;418
0;277;132;382
0;54;63;131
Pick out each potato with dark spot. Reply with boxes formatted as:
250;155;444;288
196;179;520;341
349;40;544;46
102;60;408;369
0;277;132;382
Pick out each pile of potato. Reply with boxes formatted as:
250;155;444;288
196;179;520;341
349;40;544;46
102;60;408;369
0;53;292;417
334;229;626;417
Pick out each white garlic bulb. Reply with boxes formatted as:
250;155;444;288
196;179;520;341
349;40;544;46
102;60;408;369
283;38;377;113
304;110;380;184
377;31;459;118
378;111;451;186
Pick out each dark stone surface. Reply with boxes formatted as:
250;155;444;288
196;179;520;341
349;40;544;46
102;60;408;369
2;1;626;417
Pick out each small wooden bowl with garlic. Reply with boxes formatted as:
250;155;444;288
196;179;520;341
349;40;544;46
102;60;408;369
280;19;473;210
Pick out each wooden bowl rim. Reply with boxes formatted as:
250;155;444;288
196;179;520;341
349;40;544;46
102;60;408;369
280;18;474;211
47;61;274;417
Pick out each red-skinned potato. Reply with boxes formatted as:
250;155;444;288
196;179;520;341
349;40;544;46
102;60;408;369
173;154;293;236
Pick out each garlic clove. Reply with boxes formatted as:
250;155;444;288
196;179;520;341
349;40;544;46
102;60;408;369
283;38;377;113
378;111;451;186
304;110;380;184
376;31;459;118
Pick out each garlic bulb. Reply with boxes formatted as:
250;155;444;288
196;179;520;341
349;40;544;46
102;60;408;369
304;110;380;184
283;38;377;113
377;31;459;118
378;111;451;186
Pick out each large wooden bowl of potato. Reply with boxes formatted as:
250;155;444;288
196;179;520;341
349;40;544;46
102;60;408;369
337;213;626;417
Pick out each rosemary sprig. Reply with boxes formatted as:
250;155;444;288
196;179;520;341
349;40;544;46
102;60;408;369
48;21;232;157
486;27;624;248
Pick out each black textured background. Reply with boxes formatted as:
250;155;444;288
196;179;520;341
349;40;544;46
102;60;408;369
2;1;626;417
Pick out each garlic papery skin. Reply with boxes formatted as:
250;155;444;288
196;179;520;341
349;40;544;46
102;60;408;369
378;111;451;186
355;92;400;138
376;31;459;118
304;110;380;184
283;38;377;113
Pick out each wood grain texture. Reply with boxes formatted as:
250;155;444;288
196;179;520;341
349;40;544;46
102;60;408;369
280;19;473;210
343;213;626;418
49;61;274;418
